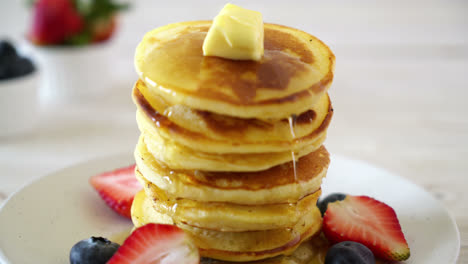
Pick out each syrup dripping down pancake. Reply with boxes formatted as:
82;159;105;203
135;137;330;205
140;129;325;172
133;82;333;154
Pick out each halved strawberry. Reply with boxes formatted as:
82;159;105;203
28;0;84;45
323;195;410;261
89;164;141;218
108;223;200;264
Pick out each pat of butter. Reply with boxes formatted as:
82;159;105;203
203;3;264;61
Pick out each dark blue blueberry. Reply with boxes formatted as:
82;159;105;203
0;40;35;80
70;237;120;264
325;241;375;264
317;193;347;216
7;57;35;78
0;41;17;61
0;65;8;80
0;41;17;80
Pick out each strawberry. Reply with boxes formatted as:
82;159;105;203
90;15;117;43
28;0;84;45
323;195;410;261
108;223;200;264
89;164;141;218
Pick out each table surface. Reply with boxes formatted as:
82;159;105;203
0;0;467;263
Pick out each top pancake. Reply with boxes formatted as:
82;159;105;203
135;21;335;119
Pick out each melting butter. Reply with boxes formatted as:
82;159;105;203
203;3;264;61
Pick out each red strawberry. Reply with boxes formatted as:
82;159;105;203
108;223;200;264
89;164;141;218
28;0;84;45
323;195;410;261
91;16;117;43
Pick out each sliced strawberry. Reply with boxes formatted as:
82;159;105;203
28;0;84;45
108;223;200;264
323;195;410;261
91;16;117;43
89;164;141;218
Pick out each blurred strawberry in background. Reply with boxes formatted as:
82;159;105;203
28;0;128;46
28;0;84;45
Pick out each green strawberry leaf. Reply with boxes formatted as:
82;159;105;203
64;30;92;45
75;0;129;21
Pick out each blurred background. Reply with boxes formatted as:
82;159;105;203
0;0;467;261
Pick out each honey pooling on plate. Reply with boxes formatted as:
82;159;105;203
130;4;335;262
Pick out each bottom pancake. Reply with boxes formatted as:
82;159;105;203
200;234;329;264
131;190;323;262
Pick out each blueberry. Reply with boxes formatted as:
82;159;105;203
0;41;17;61
0;40;36;80
0;41;18;80
317;193;347;216
70;237;120;264
0;65;8;80
325;241;375;264
6;57;35;79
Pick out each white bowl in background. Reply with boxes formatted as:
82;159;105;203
0;69;40;137
30;43;113;106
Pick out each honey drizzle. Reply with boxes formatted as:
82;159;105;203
288;116;296;139
288;115;298;182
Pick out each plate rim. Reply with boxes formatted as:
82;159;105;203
0;154;461;263
328;155;461;263
0;153;132;210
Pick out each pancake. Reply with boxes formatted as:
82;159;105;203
131;189;174;228
135;137;330;205
141;132;324;172
131;17;336;263
200;234;328;264
131;190;323;262
133;82;333;154
137;169;321;232
134;80;332;150
135;21;335;119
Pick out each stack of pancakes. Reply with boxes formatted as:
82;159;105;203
131;21;335;262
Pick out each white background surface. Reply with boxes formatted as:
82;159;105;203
0;0;467;262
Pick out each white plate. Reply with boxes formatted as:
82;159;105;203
0;155;460;264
